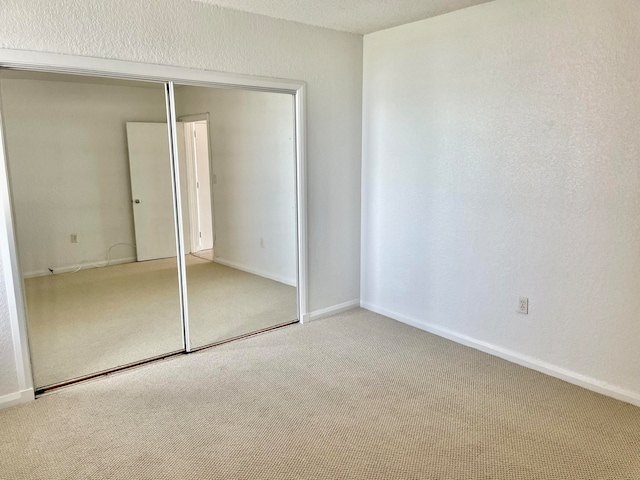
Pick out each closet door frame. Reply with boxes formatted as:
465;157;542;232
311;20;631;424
0;49;308;403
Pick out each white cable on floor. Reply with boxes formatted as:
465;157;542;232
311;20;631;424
49;243;137;275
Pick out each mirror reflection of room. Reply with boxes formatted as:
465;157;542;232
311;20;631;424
175;85;298;348
0;70;184;389
0;69;300;391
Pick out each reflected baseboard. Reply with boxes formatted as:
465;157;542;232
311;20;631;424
23;256;137;279
206;255;296;287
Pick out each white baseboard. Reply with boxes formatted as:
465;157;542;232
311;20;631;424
302;299;360;323
0;388;34;410
23;256;137;279
361;301;640;408
210;257;296;287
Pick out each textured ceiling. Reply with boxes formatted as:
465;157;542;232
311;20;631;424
191;0;494;34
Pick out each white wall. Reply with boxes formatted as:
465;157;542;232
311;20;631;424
0;0;362;403
362;0;640;403
176;87;297;285
1;77;167;276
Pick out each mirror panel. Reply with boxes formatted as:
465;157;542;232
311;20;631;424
0;70;184;389
174;85;298;349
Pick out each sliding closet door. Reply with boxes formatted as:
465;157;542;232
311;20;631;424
0;70;184;389
173;85;298;349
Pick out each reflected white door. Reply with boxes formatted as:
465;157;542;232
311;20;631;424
126;122;185;261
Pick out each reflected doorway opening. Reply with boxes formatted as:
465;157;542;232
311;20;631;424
180;114;215;260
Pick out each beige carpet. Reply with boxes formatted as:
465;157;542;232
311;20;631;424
24;255;296;389
1;309;639;479
185;254;297;348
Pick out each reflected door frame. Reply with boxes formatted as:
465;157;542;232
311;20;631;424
0;49;308;405
179;113;214;255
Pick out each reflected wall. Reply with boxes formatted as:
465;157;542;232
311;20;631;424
0;69;301;389
0;70;184;388
175;85;298;348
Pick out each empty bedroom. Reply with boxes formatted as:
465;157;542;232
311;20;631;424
1;0;639;479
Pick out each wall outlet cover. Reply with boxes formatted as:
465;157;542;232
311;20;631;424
519;297;528;314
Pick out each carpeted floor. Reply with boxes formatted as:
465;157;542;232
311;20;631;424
24;255;297;389
1;308;638;479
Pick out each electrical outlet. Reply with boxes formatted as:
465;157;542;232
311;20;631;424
260;237;265;248
70;233;78;244
518;297;528;314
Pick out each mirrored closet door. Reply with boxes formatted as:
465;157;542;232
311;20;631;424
0;68;301;392
0;70;184;389
174;85;298;349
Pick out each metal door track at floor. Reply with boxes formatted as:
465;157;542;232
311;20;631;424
35;320;299;396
